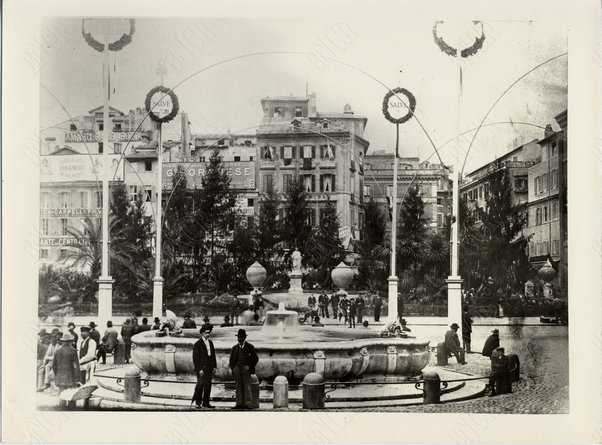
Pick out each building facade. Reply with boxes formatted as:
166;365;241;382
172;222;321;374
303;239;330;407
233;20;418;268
256;94;369;244
362;151;450;233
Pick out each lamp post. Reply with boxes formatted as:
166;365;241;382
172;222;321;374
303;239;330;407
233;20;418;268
381;86;417;321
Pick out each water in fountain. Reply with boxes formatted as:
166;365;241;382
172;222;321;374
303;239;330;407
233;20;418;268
263;302;299;335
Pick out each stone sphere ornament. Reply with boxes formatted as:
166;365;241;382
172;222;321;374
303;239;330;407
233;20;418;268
246;261;267;288
331;262;355;290
537;260;557;283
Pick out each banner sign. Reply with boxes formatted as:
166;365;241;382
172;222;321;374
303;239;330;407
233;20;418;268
40;237;90;247
40;208;101;217
163;162;256;190
64;131;143;144
40;154;124;183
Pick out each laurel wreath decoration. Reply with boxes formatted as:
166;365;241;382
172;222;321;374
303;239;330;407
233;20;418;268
145;86;180;124
82;19;136;52
382;87;417;124
433;21;485;58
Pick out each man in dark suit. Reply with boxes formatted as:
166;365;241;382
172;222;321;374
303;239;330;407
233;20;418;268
88;322;100;351
192;324;217;409
228;329;259;410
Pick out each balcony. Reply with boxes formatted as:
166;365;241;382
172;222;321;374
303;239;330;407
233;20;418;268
302;158;313;170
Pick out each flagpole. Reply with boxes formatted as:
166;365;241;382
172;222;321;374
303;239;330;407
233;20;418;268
387;123;399;322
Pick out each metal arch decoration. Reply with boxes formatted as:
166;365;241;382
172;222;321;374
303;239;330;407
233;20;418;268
82;19;136;53
433;21;485;58
382;87;417;125
145;86;180;124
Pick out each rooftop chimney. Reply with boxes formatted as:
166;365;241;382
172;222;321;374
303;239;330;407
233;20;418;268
544;124;554;138
343;104;354;114
308;92;317;117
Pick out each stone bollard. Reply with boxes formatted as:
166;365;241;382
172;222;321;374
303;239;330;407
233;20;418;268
273;375;289;409
123;368;141;403
506;353;520;382
302;373;325;409
113;338;126;365
250;374;260;409
436;342;448;366
422;370;441;404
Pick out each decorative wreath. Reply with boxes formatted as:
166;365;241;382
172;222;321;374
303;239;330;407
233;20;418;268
382;87;417;124
145;86;180;124
82;19;136;53
433;21;485;58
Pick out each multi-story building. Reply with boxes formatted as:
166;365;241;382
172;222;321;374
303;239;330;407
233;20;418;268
362;151;450;233
523;110;568;290
256;94;369;244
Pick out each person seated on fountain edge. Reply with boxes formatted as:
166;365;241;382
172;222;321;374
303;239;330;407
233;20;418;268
248;313;263;326
182;313;197;329
220;315;233;327
312;316;324;327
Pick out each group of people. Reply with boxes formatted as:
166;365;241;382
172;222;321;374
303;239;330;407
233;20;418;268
37;314;162;394
191;325;259;410
307;292;371;328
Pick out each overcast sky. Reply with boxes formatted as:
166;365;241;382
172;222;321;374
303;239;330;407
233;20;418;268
40;18;567;173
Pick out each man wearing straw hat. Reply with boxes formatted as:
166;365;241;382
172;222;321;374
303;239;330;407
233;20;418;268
228;329;259;410
53;331;81;397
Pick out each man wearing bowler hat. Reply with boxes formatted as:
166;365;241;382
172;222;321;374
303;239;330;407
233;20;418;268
88;322;100;351
482;328;501;357
192;324;217;409
53;331;81;397
445;323;466;364
228;329;259;410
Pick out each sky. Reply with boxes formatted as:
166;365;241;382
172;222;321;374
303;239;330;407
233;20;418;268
40;18;567;174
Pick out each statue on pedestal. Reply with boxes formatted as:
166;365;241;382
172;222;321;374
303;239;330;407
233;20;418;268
291;248;302;273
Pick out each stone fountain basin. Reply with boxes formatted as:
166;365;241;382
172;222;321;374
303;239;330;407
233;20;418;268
131;327;430;382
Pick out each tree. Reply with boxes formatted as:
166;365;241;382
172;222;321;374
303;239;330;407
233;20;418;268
363;199;387;247
282;178;312;253
480;168;531;295
305;196;346;286
256;181;281;264
227;215;259;292
195;150;237;290
356;199;389;291
397;185;428;276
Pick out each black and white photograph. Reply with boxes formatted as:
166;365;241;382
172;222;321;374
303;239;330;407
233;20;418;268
2;0;601;443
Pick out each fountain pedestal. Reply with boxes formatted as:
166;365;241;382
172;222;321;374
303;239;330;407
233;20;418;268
288;271;303;295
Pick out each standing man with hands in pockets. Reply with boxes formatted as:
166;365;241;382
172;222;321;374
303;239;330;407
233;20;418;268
229;329;259;410
192;324;217;409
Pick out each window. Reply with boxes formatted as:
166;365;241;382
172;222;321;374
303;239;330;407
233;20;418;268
437;213;443;227
322;121;329;129
364;185;371;197
534;177;538;195
543;205;548;222
295;107;302;117
218;139;225;146
247;198;254;207
320;174;336;192
144;160;153;171
263;146;275;159
114;143;122;154
70;124;77;131
145;188;153;202
302;145;314;159
484;183;490;196
543;241;549;255
199;156;206;162
543;173;548;191
98;123;104;131
234;156;241;162
551;142;557;157
282;146;293;160
304;208;315;226
41;218;50;236
60;218;69;236
249;156;254;161
59;249;69;260
552;240;559;255
129;185;139;202
113;123;122;131
479;186;483;199
320;145;335;159
552;169;558;188
244;140;252;147
283;174;293;191
96;191;103;208
263;174;273;192
41;192;51;209
552;202;559;220
515;178;528;191
40;249;49;260
98;142;103;154
535;208;542;225
386;185;393;197
79;191;88;208
274;107;282;117
303;175;315;193
60;191;70;208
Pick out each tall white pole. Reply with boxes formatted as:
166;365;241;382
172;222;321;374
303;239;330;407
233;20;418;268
447;35;463;340
387;124;399;321
153;124;164;318
98;20;113;323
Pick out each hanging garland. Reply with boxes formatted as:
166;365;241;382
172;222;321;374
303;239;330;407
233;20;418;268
382;87;417;124
82;18;136;52
433;21;485;58
145;86;180;124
